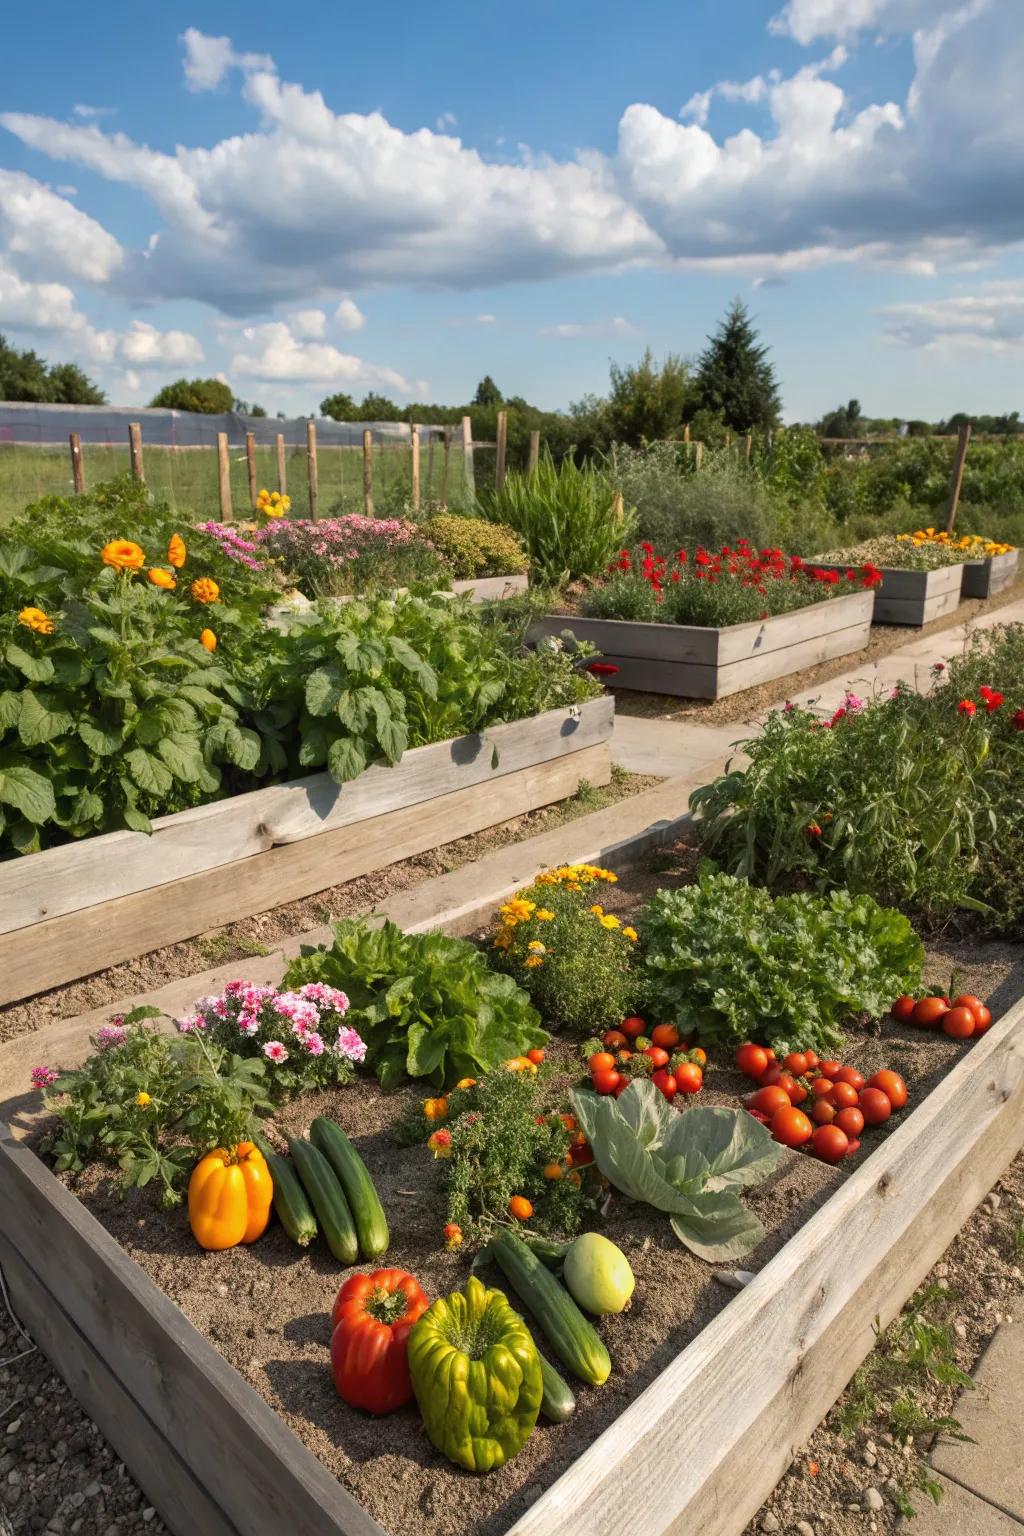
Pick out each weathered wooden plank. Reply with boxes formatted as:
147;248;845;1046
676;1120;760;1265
962;549;1019;599
874;585;964;626
450;572;530;602
0;1129;385;1536
531;616;719;666
0;742;611;1004
0;698;613;938
715;590;873;664
508;993;1024;1536
0;1233;240;1536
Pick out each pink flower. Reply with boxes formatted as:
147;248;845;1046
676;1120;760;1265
175;1013;205;1033
783;701;795;713
334;1026;367;1063
237;1012;260;1036
299;982;349;1013
31;1066;58;1090
263;1041;289;1064
96;1023;127;1050
301;1031;326;1056
844;692;865;713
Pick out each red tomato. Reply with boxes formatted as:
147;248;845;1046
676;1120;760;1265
780;1074;808;1106
951;994;985;1021
866;1071;907;1109
942;1007;976;1040
603;1029;629;1050
591;1068;622;1095
812;1125;849;1164
571;1142;595;1164
891;995;916;1022
830;1081;860;1110
651;1069;677;1101
771;1105;814;1148
833;1066;865;1090
526;1048;545;1065
973;1004;993;1034
643;1046;670;1069
845;1138;862;1157
834;1106;865;1138
759;1063;784;1086
819;1060;843;1078
746;1085;791;1117
858;1087;892;1125
651;1023;681;1050
783;1052;809;1077
764;1048;776;1062
746;1107;770;1124
803;1051;820;1071
613;1080;629;1097
736;1043;770;1080
812;1099;836;1125
620;1016;647;1039
810;1076;836;1099
913;996;948;1029
675;1063;703;1095
589;1051;616;1074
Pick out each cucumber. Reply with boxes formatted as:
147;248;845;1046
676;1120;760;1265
252;1134;317;1248
310;1116;389;1260
288;1137;358;1265
491;1231;611;1387
524;1236;569;1270
539;1354;576;1423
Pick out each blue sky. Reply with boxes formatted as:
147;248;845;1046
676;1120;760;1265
1;0;1021;421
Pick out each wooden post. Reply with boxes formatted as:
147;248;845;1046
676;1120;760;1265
216;433;232;522
945;422;972;533
306;421;319;521
128;423;144;482
528;430;541;473
410;425;420;511
495;409;508;490
245;432;258;509
68;432;84;493
683;423;691;445
461;415;475;500
275;433;287;495
440;425;452;506
362;429;374;517
612;491;624;526
724;431;733;450
744;433;753;462
694;441;704;471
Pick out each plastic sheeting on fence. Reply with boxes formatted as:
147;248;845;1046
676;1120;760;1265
0;402;449;447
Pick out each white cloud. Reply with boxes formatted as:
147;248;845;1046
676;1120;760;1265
477;313;496;324
180;28;275;92
72;104;115;120
293;308;326;338
540;317;637;339
435;111;458;132
231;319;415;394
0;259;85;332
119;319;204;366
881;289;1024;352
770;0;934;43
334;297;365;332
0;169;123;283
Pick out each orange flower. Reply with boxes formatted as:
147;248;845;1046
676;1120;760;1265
190;577;220;605
167;533;187;568
147;567;176;590
18;606;53;634
443;1222;463;1250
199;628;217;652
101;539;145;572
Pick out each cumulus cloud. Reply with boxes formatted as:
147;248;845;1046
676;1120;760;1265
881;288;1024;352
540;317;637;339
119;319;204;366
293;308;326;338
770;0;935;43
72;104;115;120
435;111;458;132
231;319;415;394
334;297;365;332
0;169;123;283
180;28;275;92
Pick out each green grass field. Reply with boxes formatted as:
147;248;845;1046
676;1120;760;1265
0;440;483;525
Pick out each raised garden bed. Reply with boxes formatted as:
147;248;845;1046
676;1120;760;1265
268;574;529;626
531;589;874;699
962;548;1019;599
816;563;965;627
0;696;612;1007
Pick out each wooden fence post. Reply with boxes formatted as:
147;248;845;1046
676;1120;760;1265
945;423;972;533
724;432;733;450
128;423;144;482
744;433;753;462
683;423;691;445
245;432;258;509
276;433;287;495
495;410;508;490
410;425;420;511
306;421;319;521
216;433;232;522
362;429;374;517
612;491;624;526
68;432;84;493
694;442;704;472
461;415;475;501
440;425;451;505
528;430;540;473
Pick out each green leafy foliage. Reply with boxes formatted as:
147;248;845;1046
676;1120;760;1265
693;299;782;433
478;454;635;583
572;1079;781;1261
637;866;924;1056
418;514;529;579
284;918;547;1089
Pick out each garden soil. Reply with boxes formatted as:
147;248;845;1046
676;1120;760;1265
42;851;1024;1536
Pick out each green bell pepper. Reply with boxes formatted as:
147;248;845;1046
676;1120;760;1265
407;1274;543;1472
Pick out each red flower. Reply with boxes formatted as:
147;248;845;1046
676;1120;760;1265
641;542;654;554
958;699;977;716
1013;710;1024;730
695;549;714;566
980;688;1003;712
587;662;620;676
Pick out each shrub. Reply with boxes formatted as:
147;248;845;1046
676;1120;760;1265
488;864;638;1034
253;515;450;597
478;454;633;582
817;533;980;571
418;514;528;578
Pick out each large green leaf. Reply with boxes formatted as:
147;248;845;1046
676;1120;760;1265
157;734;206;784
305;667;342;717
327;736;368;784
0;763;56;824
5;643;55;684
125;748;174;798
0;691;22;731
17;690;74;747
78;719;125;757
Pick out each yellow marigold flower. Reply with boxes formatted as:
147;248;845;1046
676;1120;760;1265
524;954;544;969
423;1096;448;1121
191;577;220;604
600;913;620;929
623;926;638;942
492;929;513;951
527;940;546;954
147;567;176;590
102;539;145;572
535;909;554;921
166;533;187;569
456;1077;476;1090
444;1222;463;1250
568;882;581;893
18;606;53;634
590;904;605;916
200;628;217;652
135;1091;152;1107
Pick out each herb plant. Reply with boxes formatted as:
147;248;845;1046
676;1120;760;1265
478;454;634;583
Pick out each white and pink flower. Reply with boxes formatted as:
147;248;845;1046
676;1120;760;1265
262;1041;289;1064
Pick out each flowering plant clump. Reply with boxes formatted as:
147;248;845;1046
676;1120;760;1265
898;528;1013;558
819;533;978;572
194;521;269;574
489;865;639;1034
581;541;882;628
175;980;363;1098
256;488;291;518
253;515;450;599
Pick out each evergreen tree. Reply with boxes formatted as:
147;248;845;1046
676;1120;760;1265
473;375;503;407
693;300;781;433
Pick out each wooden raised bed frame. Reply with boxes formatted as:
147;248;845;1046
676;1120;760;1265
962;548;1019;600
531;589;874;698
0;697;612;1006
3;990;1022;1536
817;563;965;626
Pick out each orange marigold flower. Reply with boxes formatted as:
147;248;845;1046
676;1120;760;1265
18;606;53;634
166;533;187;568
190;577;220;605
443;1222;463;1250
199;628;217;652
147;567;176;590
427;1129;452;1159
102;539;145;571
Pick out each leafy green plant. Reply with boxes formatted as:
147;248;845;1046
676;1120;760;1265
637;866;923;1056
419;515;529;578
284;918;547;1089
478;454;634;582
571;1080;781;1260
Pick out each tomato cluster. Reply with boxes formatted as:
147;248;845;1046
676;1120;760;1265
586;1016;705;1101
890;992;992;1040
736;1044;908;1164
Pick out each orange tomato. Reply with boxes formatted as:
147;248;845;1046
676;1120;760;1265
675;1063;703;1095
819;1059;843;1078
746;1084;791;1117
603;1029;629;1050
771;1105;814;1148
830;1081;860;1110
811;1125;849;1164
834;1106;865;1138
588;1051;616;1074
951;994;985;1020
913;996;948;1029
942;1007;976;1040
651;1023;681;1050
509;1195;533;1221
527;1048;545;1065
858;1087;892;1125
643;1046;670;1069
803;1051;820;1072
784;1052;809;1077
812;1099;836;1125
591;1068;622;1095
810;1077;836;1099
780;1074;808;1106
736;1044;770;1080
560;1114;577;1132
866;1071;907;1109
689;1047;708;1068
833;1066;865;1090
973;1004;993;1034
890;995;916;1022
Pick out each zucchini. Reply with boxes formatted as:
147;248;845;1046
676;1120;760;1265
310;1116;389;1259
491;1231;611;1386
252;1134;317;1248
288;1137;358;1264
539;1354;576;1423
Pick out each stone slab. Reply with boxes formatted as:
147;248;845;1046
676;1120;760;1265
931;1322;1024;1522
911;1473;1023;1534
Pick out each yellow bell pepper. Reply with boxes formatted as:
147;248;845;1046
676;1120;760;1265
188;1141;273;1251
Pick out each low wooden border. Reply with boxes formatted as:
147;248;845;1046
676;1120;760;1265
816;563;965;626
0;697;613;1006
451;572;529;602
531;590;874;698
3;993;1022;1536
962;548;1019;599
